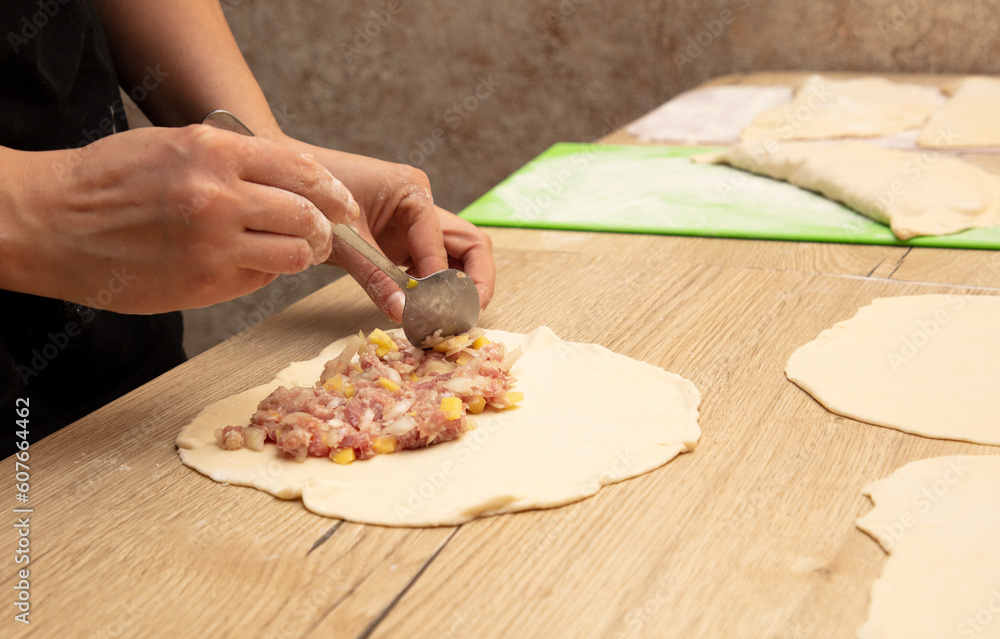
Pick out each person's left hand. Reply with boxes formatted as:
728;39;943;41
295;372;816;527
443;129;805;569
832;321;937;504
277;139;495;323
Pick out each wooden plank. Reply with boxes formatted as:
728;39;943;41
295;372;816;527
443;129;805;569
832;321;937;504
368;250;999;639
485;228;906;280
886;245;1000;289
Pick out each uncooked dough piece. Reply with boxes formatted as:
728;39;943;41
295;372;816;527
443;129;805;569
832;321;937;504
856;455;1000;639
627;85;794;144
740;75;942;141
786;295;1000;446
177;327;701;527
919;76;1000;148
700;140;1000;239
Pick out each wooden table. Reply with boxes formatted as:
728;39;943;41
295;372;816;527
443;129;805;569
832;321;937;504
6;74;1000;639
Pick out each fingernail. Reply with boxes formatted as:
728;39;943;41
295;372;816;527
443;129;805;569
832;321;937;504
387;291;405;322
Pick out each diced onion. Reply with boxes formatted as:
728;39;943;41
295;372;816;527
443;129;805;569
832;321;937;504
384;367;403;385
382;415;417;436
383;397;416;421
244;426;266;451
335;334;365;364
499;348;522;372
441;376;479;395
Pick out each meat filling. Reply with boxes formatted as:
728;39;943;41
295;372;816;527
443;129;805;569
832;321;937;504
215;328;522;463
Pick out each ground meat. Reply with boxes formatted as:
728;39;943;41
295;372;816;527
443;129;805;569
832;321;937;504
218;329;521;463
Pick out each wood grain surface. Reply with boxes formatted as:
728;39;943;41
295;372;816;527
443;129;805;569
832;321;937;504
4;73;1000;639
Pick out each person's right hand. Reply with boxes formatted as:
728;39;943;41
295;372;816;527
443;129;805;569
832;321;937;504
1;124;359;313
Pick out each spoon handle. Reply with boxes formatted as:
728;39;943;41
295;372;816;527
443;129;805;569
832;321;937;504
330;223;410;289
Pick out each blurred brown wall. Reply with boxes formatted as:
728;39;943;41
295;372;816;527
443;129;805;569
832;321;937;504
181;0;1000;354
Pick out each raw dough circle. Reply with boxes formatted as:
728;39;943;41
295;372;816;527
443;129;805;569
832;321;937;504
856;455;1000;639
786;295;1000;445
177;327;701;526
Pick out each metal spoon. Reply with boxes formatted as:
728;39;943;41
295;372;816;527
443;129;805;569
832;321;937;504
201;110;480;346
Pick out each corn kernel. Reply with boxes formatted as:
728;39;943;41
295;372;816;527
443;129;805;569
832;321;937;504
343;383;355;399
472;335;491;349
406;278;418;289
409;372;419;381
368;328;398;358
379;376;401;392
331;448;356;465
440;396;463;420
372;436;398;455
505;391;524;406
456;352;472;366
433;334;470;353
323;373;343;391
466;396;486;414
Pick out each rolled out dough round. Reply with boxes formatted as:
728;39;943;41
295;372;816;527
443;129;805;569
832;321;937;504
740;75;942;141
856;455;1000;639
785;295;1000;445
177;327;701;527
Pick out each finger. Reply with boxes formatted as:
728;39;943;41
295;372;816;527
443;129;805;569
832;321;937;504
223;131;361;226
439;208;496;309
234;231;317;275
239;182;333;264
404;212;448;278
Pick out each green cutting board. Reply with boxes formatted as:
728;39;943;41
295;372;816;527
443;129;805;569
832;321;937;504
459;143;1000;250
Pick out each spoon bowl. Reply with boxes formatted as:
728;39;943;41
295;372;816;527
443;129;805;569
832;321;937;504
401;269;480;346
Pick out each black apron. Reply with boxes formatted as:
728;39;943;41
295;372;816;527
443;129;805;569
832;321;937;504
1;0;186;458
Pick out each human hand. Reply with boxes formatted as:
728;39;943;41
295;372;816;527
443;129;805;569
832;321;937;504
3;124;359;313
281;143;495;322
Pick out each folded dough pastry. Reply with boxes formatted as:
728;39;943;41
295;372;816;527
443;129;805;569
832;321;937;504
699;140;1000;239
